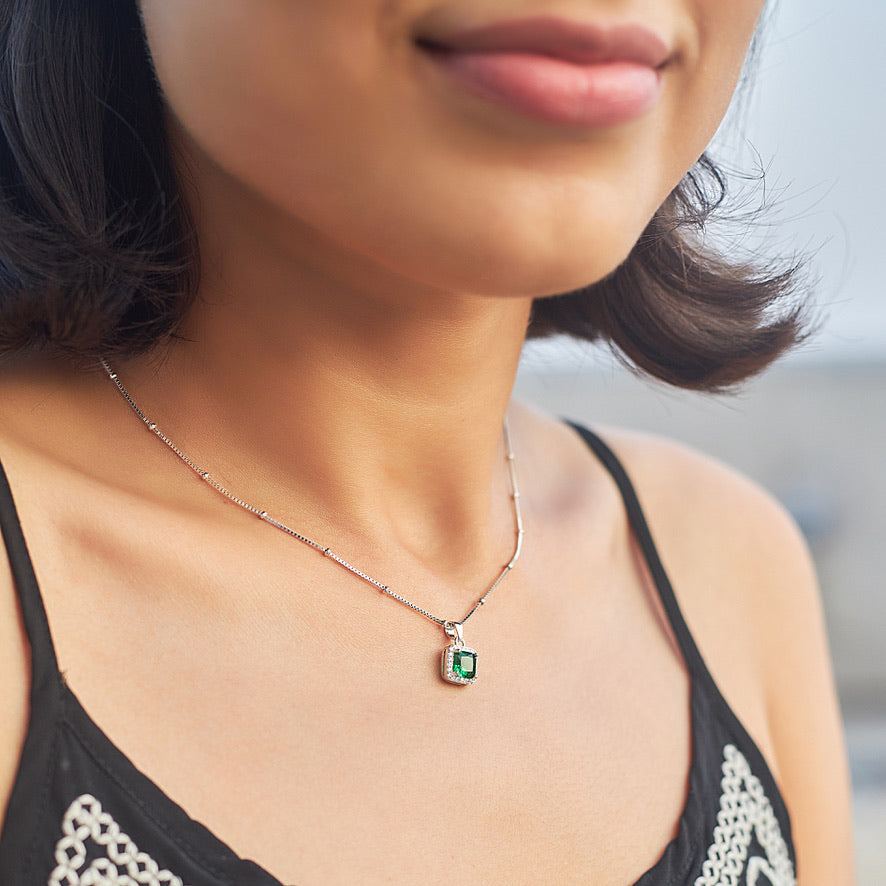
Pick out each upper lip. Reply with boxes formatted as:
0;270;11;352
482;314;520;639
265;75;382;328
415;15;671;68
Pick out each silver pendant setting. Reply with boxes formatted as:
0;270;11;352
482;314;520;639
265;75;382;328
441;621;477;685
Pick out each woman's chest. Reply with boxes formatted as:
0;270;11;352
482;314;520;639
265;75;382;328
24;478;694;884
46;584;694;886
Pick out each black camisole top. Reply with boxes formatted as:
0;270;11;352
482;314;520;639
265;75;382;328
0;424;797;885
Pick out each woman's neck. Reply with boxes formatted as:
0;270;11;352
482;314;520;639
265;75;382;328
120;155;534;568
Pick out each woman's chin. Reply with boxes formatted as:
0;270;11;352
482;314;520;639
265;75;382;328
346;216;640;302
415;241;634;300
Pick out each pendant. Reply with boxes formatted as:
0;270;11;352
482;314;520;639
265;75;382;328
441;621;478;685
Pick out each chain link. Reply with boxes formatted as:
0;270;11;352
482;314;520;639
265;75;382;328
101;359;524;629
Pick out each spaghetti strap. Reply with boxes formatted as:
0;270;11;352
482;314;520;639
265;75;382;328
0;458;59;689
567;422;712;684
0;456;66;879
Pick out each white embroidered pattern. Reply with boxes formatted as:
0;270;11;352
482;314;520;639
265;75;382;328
695;744;796;886
49;794;189;886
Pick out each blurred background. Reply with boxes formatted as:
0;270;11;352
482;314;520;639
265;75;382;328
516;0;885;877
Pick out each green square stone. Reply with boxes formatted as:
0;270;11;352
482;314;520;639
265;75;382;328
452;649;476;679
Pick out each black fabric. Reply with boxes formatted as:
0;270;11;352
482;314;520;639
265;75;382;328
0;425;796;885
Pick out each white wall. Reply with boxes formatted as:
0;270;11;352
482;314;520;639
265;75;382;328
716;0;886;361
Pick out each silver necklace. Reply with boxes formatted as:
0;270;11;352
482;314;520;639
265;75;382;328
101;359;524;686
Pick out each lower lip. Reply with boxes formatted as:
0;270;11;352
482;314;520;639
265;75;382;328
424;50;663;128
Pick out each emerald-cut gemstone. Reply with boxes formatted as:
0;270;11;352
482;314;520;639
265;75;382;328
453;649;476;679
442;644;478;684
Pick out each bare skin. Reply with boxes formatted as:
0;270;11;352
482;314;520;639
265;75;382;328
0;0;853;882
0;368;853;884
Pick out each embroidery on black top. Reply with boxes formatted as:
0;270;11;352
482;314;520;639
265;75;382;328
695;744;796;886
50;793;189;886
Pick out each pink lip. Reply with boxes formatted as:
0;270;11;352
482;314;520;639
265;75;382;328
416;16;670;128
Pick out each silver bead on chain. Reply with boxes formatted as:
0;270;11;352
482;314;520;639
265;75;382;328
100;359;525;629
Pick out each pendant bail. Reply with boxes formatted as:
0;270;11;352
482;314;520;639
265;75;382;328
444;620;465;647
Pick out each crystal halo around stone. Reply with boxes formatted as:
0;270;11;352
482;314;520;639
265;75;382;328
441;644;478;685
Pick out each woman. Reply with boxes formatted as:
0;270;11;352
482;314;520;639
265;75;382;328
0;1;853;884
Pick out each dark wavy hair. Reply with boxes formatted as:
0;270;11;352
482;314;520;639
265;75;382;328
0;0;805;390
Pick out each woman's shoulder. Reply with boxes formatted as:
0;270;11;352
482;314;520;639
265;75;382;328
514;406;819;740
556;420;823;713
512;407;819;696
515;405;813;600
603;426;854;882
597;424;816;603
517;406;853;882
